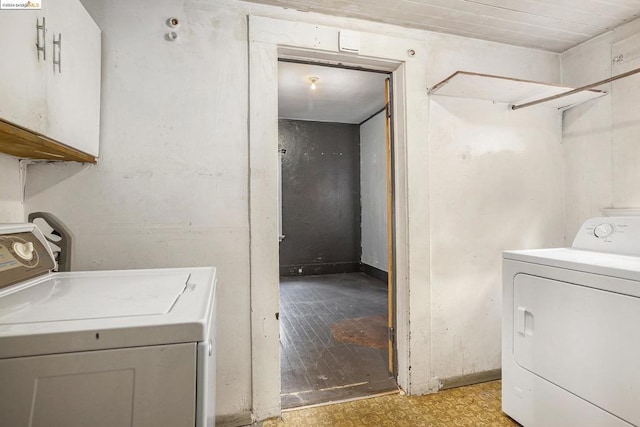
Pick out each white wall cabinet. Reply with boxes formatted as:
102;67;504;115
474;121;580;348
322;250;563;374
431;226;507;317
45;0;101;157
0;0;101;162
0;8;48;135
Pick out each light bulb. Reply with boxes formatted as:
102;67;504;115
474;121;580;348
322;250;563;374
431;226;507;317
309;77;319;90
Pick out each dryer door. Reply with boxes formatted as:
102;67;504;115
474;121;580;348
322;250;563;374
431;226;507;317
513;274;640;426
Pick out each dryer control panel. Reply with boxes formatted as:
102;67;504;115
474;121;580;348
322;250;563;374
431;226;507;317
573;216;640;256
0;225;56;291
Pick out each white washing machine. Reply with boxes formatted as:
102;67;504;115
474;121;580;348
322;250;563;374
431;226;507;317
0;223;217;427
503;216;640;427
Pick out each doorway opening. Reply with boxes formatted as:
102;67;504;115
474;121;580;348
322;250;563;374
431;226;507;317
277;59;397;409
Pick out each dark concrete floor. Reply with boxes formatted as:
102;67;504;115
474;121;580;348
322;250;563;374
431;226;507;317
279;272;397;409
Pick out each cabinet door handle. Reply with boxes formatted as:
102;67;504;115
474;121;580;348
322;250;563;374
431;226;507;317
36;17;46;61
53;33;62;73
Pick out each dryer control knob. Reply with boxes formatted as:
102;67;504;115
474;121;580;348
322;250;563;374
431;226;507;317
13;241;34;261
594;223;614;238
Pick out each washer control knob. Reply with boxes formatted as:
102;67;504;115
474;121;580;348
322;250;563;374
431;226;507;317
594;223;614;238
13;241;35;261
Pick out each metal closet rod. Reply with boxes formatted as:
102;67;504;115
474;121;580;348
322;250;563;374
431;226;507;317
511;65;640;110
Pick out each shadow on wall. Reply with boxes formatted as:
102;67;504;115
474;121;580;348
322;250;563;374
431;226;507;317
25;163;90;199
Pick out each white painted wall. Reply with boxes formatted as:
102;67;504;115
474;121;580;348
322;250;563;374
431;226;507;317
23;0;563;421
561;17;640;241
423;23;563;385
428;99;565;380
25;0;252;421
0;154;23;222
562;32;614;241
360;111;388;272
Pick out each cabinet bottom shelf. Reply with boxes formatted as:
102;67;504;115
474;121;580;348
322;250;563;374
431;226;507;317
0;119;96;163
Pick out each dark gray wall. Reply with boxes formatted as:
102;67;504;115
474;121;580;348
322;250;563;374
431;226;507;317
279;119;361;276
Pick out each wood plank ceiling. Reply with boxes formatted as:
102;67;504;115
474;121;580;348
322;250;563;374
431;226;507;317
243;0;640;52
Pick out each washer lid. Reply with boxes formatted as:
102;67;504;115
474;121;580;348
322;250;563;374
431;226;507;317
0;271;190;324
0;267;216;359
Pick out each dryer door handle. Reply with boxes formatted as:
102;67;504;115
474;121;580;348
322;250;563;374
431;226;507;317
516;306;534;336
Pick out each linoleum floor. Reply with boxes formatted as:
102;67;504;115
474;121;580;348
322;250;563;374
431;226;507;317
264;380;518;427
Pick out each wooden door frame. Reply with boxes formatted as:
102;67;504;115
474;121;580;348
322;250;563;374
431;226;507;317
384;76;396;375
248;15;432;422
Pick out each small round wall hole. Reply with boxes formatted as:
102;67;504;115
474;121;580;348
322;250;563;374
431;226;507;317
167;17;180;28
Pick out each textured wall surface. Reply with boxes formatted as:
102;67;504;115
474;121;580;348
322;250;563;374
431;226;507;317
562;17;640;241
26;0;253;420
428;98;565;380
278;119;361;276
0;154;23;222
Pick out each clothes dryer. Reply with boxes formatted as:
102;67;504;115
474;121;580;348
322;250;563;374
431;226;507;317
503;217;640;426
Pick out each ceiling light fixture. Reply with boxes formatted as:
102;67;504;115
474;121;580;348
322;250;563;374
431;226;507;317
309;77;319;90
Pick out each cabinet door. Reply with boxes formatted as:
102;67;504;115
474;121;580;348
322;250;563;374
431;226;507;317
0;343;197;427
0;8;47;133
46;0;101;157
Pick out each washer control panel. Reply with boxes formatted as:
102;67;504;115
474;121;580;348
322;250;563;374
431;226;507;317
0;226;55;291
573;216;640;256
593;223;614;238
13;241;35;261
